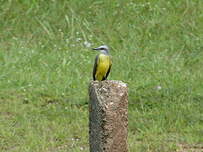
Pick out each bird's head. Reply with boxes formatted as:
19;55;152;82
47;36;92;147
92;45;109;54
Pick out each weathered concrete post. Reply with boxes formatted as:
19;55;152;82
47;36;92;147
89;80;128;152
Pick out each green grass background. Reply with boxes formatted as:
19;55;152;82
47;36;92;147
0;0;203;151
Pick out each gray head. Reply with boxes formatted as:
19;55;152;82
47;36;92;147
92;45;109;54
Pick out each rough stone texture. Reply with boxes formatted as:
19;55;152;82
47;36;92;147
89;80;128;152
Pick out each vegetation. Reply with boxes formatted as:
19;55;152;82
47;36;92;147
0;0;202;151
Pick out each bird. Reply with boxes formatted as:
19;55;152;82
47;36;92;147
92;45;112;81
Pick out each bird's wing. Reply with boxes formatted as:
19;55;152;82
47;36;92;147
105;56;112;80
93;54;99;80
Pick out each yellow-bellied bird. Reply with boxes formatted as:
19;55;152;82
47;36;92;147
92;45;112;81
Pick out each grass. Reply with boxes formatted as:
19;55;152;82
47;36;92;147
0;0;203;151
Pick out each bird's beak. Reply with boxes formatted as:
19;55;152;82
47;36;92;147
92;47;100;51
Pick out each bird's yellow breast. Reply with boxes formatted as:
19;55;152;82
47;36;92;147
96;54;111;81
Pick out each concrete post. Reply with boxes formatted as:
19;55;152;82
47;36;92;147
89;80;128;152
